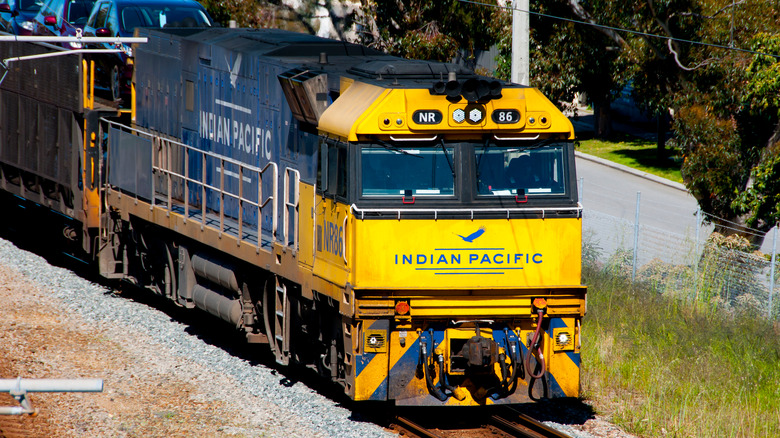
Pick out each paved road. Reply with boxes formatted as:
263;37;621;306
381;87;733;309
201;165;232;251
576;155;698;233
574;154;778;256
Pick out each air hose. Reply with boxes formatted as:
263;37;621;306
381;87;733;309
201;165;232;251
525;309;546;379
420;331;448;401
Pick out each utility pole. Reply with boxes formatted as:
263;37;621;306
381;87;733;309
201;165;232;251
511;0;529;85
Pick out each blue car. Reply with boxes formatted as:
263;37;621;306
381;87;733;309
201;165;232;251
0;0;44;35
82;0;213;101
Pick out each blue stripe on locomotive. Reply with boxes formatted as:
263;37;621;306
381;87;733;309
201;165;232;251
134;29;319;244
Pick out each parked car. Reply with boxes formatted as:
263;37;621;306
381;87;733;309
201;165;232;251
31;0;96;48
82;0;213;101
0;0;44;35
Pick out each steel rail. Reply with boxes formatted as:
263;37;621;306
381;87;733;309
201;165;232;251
394;416;446;438
490;408;572;438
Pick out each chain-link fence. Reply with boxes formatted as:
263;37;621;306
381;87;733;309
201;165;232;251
582;196;780;319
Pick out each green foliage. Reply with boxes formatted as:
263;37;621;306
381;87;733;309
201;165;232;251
495;1;630;107
394;24;459;62
360;0;503;63
733;143;780;229
671;105;745;220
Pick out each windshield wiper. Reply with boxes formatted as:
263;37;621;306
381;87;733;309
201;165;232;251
475;136;490;172
372;138;424;158
500;138;558;151
439;138;455;179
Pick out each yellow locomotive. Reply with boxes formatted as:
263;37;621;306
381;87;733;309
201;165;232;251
0;27;585;406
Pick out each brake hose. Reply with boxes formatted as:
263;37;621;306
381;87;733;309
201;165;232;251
505;327;523;387
525;309;546;379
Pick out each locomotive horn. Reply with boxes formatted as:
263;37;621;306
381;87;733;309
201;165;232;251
489;80;503;98
461;78;481;102
445;80;461;99
477;80;491;100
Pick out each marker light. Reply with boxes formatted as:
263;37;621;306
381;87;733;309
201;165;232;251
532;297;547;309
395;301;410;315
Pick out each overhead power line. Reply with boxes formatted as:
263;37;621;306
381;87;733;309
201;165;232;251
458;0;780;59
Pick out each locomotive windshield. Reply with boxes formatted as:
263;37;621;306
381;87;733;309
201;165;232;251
475;143;566;197
361;144;455;197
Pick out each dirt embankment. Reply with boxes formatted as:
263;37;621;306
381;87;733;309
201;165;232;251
0;264;259;438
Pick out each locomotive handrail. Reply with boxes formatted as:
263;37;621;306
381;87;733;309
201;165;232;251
103;120;278;250
350;203;583;220
493;134;541;141
284;168;300;249
342;210;349;265
389;135;438;142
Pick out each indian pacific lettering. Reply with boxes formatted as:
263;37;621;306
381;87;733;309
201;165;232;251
394;252;542;266
199;110;273;160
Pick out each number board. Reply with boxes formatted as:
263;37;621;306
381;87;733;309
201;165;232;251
412;110;443;125
491;109;521;124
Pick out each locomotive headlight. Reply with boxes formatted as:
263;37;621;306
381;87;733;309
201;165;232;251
452;108;466;123
553;327;575;351
468;108;483;123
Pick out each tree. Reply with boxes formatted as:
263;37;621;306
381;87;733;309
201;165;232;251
198;0;358;38
670;5;780;242
358;0;504;64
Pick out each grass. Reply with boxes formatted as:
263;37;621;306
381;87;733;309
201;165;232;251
581;263;780;437
576;134;684;184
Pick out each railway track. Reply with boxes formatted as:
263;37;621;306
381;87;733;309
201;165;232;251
391;406;573;438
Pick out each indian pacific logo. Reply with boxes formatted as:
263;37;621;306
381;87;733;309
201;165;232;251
455;226;485;243
227;53;242;88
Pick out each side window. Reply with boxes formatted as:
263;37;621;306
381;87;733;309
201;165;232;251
41;0;59;17
68;0;94;25
318;139;347;199
88;1;108;28
317;139;327;192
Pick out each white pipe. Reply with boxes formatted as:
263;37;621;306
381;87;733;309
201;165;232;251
0;36;147;43
0;378;103;393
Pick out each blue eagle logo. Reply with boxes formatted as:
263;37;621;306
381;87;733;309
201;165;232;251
456;226;486;243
